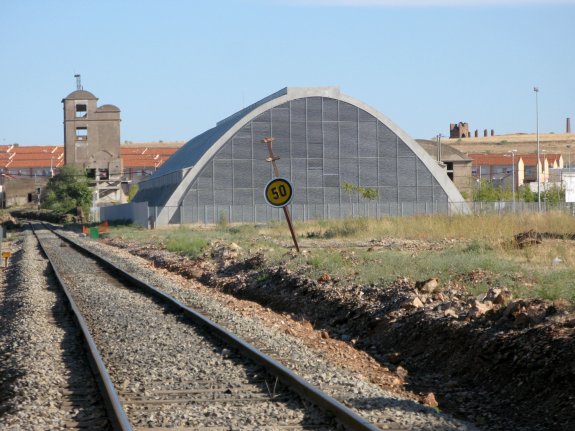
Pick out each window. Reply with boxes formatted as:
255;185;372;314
75;127;87;140
75;104;87;118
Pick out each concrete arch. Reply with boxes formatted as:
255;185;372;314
135;87;468;223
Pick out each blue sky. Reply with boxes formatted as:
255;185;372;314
1;0;573;146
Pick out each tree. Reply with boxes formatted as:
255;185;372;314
42;165;93;215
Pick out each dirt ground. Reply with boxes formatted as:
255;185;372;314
101;236;575;431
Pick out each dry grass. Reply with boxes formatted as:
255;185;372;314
447;132;574;155
109;212;575;303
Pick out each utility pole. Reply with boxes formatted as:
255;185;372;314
262;137;300;253
534;86;541;212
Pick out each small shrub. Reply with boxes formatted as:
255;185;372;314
217;210;229;229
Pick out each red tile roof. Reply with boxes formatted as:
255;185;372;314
0;145;179;172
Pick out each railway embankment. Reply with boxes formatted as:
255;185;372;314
99;235;575;431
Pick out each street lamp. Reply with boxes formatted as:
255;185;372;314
507;149;517;209
534;86;541;211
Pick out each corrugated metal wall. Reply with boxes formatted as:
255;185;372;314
177;97;448;224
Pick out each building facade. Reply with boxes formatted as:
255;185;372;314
133;87;467;225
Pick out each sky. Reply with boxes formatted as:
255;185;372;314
1;0;574;146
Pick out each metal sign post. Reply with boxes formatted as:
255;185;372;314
262;137;300;253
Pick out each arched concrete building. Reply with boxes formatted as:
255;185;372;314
133;87;466;225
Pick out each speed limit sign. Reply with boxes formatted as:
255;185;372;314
264;177;294;208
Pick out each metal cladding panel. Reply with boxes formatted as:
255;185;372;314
292;158;307;187
254;111;271;123
232;136;252;159
340;159;359;184
293;188;307;204
324;158;339;174
381;187;398;201
308;168;323;188
215;141;232;159
253;162;271;187
398;139;416;158
323;122;339;158
359;109;376;122
308;142;323;159
233;188;253;205
233;160;252;188
340;122;358;158
291;99;306;122
418;186;434;201
253;137;270;160
416;158;432;181
379;158;397;186
183;190;197;205
308;122;323;144
252;122;271;144
308;187;324;204
378;122;397;158
213;160;232;189
292;123;307;143
323;98;338;121
398;158;416;186
236;124;252;139
274;139;291;158
198;189;214;205
399;187;417;201
214;189;232;204
324;186;340;202
307;97;322;121
271;108;290;140
324;175;340;188
254;189;267;204
339;101;357;122
359;158;378;186
359;122;377;157
292;140;307;159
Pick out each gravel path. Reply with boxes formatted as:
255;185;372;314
0;228;110;430
59;228;479;431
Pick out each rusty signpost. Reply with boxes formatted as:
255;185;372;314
262;137;300;253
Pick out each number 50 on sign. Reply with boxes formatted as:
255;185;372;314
264;178;294;208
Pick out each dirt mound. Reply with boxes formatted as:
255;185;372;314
102;237;575;431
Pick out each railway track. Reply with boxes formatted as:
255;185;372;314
31;223;400;431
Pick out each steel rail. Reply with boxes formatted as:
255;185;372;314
48;225;396;431
31;224;133;431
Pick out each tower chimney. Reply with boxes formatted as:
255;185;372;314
567;117;572;134
74;74;82;91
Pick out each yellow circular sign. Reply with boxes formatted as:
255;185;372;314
264;177;294;208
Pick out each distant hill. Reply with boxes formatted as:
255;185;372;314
444;133;575;156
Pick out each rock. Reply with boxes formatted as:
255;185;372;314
415;277;440;293
444;308;458;319
317;273;331;283
229;242;241;251
483;287;511;305
403;296;424;309
467;299;493;318
420;392;439;408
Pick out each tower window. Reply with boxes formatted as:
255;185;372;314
75;127;88;140
75;104;87;118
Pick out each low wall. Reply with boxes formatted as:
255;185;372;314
100;201;149;227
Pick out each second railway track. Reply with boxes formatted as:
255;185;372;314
32;223;402;430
